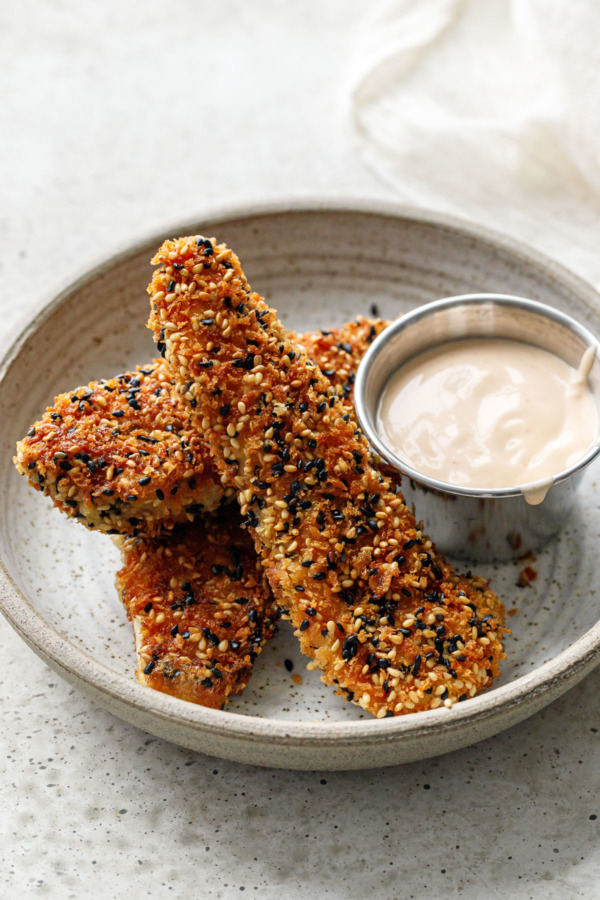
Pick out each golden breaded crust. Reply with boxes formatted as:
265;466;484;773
147;236;506;718
14;362;230;535
116;506;278;708
15;321;387;536
296;317;388;402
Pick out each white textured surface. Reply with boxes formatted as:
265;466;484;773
350;0;600;284
1;1;600;897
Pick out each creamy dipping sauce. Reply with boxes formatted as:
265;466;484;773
377;338;598;497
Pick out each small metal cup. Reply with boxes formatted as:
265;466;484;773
354;294;600;562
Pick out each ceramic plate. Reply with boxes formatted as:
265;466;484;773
2;201;600;770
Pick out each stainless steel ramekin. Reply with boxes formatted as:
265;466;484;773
354;294;600;562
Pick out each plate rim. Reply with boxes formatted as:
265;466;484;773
2;197;600;748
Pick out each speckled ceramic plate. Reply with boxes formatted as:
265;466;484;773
2;201;600;770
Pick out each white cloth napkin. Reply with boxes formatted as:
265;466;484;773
349;0;600;285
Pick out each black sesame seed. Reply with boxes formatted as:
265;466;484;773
138;476;151;486
300;619;310;631
341;634;359;660
143;602;153;613
143;661;155;675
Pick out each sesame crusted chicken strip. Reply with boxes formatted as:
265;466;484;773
148;237;506;718
116;505;278;708
112;321;385;708
14;363;231;535
14;320;387;536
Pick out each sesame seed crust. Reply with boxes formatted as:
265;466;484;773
14;321;386;536
116;505;278;708
147;235;507;718
14;363;228;535
296;317;388;402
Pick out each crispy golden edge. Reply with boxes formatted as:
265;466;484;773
147;236;506;718
116;506;278;708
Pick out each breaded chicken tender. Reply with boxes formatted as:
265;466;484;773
147;235;506;718
15;321;387;535
116;506;278;708
14;363;229;535
112;319;388;708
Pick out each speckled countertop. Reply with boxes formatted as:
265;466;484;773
1;2;599;897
